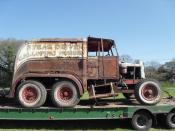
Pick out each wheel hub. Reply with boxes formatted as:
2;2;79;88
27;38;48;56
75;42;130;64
63;91;69;97
138;116;146;126
141;84;158;101
22;86;38;103
58;87;73;101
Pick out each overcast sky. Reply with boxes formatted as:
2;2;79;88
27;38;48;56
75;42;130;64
0;0;175;63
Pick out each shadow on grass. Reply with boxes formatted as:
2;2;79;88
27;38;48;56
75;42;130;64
0;119;134;130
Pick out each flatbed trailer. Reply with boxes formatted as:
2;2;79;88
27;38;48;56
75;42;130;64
0;98;175;130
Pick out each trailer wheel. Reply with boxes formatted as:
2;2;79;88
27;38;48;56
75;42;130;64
17;80;47;108
131;111;153;130
166;112;175;129
123;93;135;99
51;81;80;107
135;79;162;105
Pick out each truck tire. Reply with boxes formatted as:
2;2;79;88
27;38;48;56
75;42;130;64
131;111;153;130
135;79;162;105
166;112;175;129
51;81;80;107
17;80;47;108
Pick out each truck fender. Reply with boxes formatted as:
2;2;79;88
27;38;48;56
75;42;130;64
9;73;84;98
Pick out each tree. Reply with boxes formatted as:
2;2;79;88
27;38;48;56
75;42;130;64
0;39;23;87
161;60;175;81
145;59;175;81
145;61;161;69
120;54;134;63
144;61;162;80
163;61;175;71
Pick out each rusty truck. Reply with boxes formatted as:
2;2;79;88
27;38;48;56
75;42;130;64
8;37;162;108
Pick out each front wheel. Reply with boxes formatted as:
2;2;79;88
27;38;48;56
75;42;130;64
16;80;47;108
51;81;80;107
135;79;162;105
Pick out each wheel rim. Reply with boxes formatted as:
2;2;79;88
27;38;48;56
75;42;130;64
22;86;38;103
137;115;147;128
141;84;158;101
57;86;73;102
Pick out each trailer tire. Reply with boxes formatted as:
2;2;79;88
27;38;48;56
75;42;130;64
135;79;162;105
131;111;153;130
166;112;175;129
51;81;80;107
17;80;47;108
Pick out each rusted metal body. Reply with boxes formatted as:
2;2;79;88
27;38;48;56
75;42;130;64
9;37;121;98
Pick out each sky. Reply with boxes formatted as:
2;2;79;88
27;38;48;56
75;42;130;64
0;0;175;64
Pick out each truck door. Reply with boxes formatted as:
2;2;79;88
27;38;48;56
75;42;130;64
98;56;118;79
98;39;119;79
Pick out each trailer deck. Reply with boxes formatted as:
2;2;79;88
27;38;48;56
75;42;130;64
0;98;174;121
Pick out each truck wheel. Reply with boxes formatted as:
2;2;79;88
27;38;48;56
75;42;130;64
131;111;153;130
51;81;80;107
166;112;175;129
135;79;162;105
123;93;135;99
17;80;47;108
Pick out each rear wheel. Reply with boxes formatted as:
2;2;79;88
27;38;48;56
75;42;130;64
131;111;153;130
17;80;47;108
135;79;162;105
166;112;175;129
51;81;80;107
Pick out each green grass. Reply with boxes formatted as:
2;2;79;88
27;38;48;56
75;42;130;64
161;81;175;97
80;91;89;100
